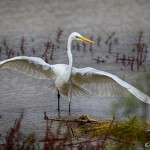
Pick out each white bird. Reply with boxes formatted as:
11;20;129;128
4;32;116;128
0;32;150;113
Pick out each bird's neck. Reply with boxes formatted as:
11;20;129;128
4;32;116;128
67;39;73;68
66;37;73;82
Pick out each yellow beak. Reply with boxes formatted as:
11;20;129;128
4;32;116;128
78;36;94;44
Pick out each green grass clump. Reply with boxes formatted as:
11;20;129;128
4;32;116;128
75;116;150;149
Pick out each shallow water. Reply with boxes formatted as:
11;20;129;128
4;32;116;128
0;0;150;141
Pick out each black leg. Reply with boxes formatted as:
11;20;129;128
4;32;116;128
68;87;72;115
57;90;60;112
69;100;71;115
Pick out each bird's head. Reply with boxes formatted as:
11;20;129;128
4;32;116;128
69;32;94;44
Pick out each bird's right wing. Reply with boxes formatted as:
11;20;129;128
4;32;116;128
72;67;150;104
0;56;55;80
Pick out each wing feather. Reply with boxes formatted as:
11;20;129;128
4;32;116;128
72;67;125;97
72;83;89;96
72;67;150;104
0;56;54;80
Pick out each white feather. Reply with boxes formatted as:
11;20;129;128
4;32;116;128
72;67;150;104
0;56;54;80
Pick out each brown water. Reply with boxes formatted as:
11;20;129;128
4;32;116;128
0;0;150;141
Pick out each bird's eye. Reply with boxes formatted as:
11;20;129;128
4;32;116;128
75;36;79;38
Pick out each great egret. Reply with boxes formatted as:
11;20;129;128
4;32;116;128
0;32;150;113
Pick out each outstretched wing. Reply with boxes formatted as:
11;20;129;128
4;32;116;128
72;67;150;104
0;56;55;80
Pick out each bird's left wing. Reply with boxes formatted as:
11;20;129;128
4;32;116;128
72;67;150;104
0;56;55;80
